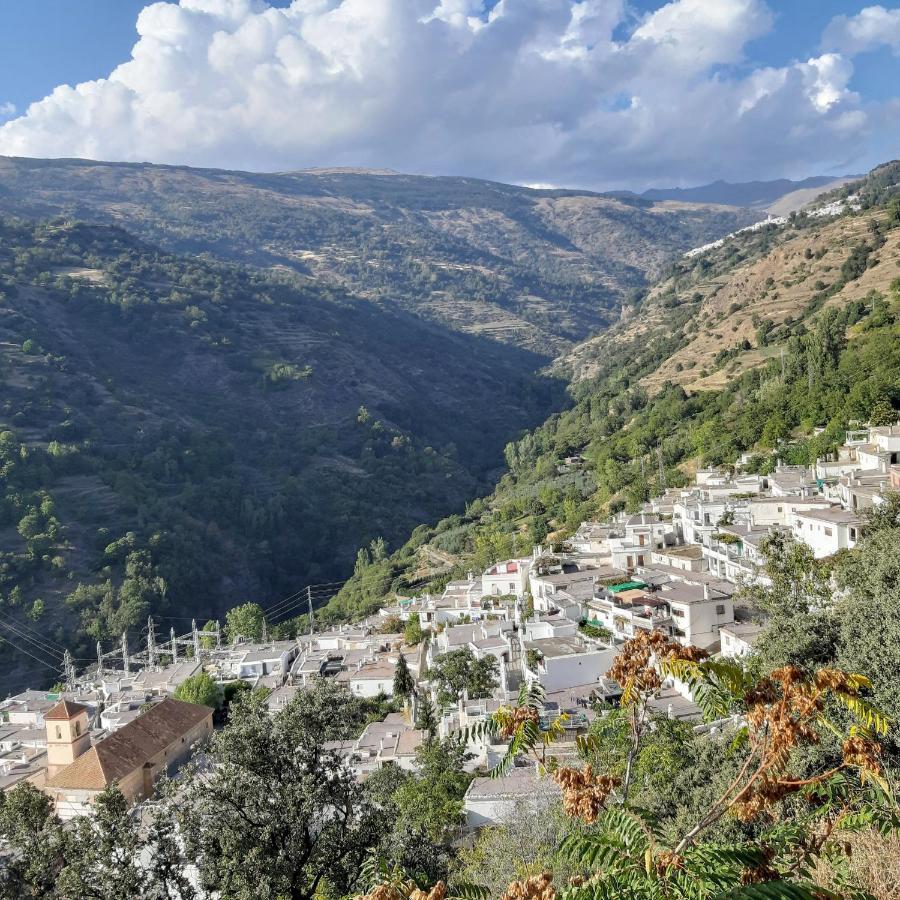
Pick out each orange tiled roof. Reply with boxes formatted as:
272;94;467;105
44;700;89;721
46;698;211;792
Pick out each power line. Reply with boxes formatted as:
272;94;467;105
262;580;346;617
3;615;69;651
0;618;65;660
0;629;63;673
266;584;345;624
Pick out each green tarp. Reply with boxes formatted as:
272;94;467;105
607;580;646;593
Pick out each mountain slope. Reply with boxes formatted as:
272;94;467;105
0;157;761;354
0;217;563;691
326;162;900;623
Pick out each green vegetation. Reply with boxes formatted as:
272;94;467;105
427;647;499;706
326;164;900;623
173;671;223;710
0;216;561;691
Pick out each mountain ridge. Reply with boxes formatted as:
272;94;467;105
641;175;857;210
0;156;762;355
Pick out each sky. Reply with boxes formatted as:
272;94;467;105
0;0;898;190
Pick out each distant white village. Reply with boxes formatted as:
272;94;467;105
2;422;898;830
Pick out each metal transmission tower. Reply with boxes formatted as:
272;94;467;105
192;620;201;660
170;627;178;664
261;617;269;644
657;444;666;493
147;616;157;669
121;632;130;675
307;586;314;634
63;650;76;692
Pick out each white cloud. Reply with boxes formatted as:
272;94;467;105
0;102;16;119
823;5;900;56
0;0;892;188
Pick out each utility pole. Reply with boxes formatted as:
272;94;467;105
262;617;269;644
192;619;200;659
307;585;314;635
121;631;130;676
171;627;178;664
657;444;666;493
215;620;221;649
147;616;156;669
97;641;103;676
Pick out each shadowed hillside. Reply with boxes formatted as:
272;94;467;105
0;217;563;691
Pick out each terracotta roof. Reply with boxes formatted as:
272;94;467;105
44;700;88;721
46;698;211;792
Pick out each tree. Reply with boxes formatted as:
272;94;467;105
447;633;895;898
869;398;898;426
389;739;473;843
175;681;387;900
403;615;425;646
225;601;265;643
743;531;838;671
427;648;497;705
0;783;197;899
199;619;218;649
415;696;438;740
392;653;414;700
174;671;223;709
834;506;900;722
0;781;62;897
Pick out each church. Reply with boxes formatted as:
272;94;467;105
41;697;213;819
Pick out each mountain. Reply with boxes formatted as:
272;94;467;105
328;162;900;623
0;217;565;692
0;157;761;355
641;175;854;212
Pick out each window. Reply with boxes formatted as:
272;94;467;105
672;608;685;618
716;604;726;615
75;720;81;737
823;527;833;537
55;726;62;740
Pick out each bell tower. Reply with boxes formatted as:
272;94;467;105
45;700;91;779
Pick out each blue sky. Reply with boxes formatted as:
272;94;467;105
0;1;898;189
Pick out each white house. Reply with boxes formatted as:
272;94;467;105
720;623;765;658
481;559;531;599
791;507;862;558
524;634;616;693
464;767;560;828
653;580;735;650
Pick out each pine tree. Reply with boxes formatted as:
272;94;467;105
393;652;414;700
415;696;438;740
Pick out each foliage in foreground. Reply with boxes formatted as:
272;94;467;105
364;633;899;899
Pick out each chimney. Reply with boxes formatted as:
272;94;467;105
703;584;710;600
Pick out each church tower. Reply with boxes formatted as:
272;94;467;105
45;700;91;779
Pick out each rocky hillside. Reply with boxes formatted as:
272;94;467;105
0;157;760;354
328;162;900;623
561;165;900;394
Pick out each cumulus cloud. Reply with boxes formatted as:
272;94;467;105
0;0;893;188
823;5;900;56
0;102;16;119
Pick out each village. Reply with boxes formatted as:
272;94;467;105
2;421;898;831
